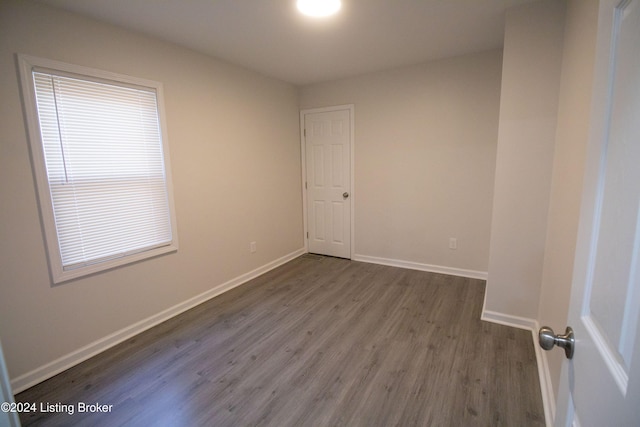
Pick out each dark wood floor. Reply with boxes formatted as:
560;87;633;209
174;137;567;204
16;255;545;426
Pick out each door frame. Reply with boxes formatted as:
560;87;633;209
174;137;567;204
300;104;355;259
0;339;20;427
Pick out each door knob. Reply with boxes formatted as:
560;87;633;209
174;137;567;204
343;192;349;198
538;326;575;359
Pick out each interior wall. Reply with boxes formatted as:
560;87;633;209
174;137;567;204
485;0;566;320
0;0;302;381
300;50;503;274
538;0;599;400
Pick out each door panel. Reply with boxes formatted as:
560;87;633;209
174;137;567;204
312;145;324;186
304;108;351;258
332;202;344;244
558;0;640;425
587;0;640;372
314;201;325;241
331;144;343;186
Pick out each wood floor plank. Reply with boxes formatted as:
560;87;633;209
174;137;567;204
16;255;545;426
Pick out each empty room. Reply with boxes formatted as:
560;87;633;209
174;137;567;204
1;0;639;426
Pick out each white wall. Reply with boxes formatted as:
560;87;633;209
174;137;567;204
485;0;566;320
486;0;602;412
538;0;599;401
0;0;303;385
300;51;503;275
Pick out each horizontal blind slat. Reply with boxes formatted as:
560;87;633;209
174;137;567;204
33;70;173;268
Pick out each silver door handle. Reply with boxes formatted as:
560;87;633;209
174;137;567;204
538;326;575;359
343;192;349;198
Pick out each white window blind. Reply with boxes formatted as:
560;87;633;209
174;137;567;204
30;69;175;272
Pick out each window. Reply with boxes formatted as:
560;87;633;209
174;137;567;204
18;55;178;283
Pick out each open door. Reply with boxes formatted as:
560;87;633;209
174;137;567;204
553;0;640;425
0;340;21;427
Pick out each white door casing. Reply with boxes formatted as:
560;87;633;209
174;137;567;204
302;106;353;259
0;339;20;427
556;1;640;426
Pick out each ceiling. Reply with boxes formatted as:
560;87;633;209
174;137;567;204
38;0;538;85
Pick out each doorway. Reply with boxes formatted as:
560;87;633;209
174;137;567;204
300;105;354;259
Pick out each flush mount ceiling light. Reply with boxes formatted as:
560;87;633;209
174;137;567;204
296;0;342;17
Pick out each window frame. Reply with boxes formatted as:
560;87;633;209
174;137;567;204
18;54;179;284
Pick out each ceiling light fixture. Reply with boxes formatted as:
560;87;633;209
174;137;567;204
296;0;342;17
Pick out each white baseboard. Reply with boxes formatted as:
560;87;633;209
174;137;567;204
352;254;488;280
480;310;537;330
481;310;555;427
533;320;556;427
11;248;306;394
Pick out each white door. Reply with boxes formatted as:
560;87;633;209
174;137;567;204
303;107;352;259
0;340;21;427
555;1;640;426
